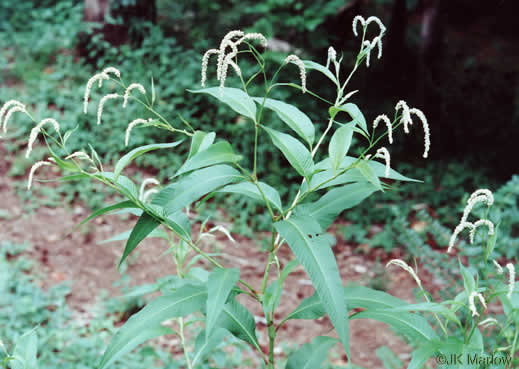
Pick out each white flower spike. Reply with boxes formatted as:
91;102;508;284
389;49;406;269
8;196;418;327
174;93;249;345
84;73;109;114
386;259;422;288
326;46;337;69
142;189;159;203
409;108;430;158
65;151;95;164
102;67;121;79
493;260;504;275
448;221;475;253
468;189;494;207
395;100;412;133
2;105;27;134
507;263;515;299
373;114;393;144
478;317;499;328
26;118;60;158
125;118;152;146
0;100;25;132
209;225;236;244
201;49;220;87
461;194;493;223
468;291;487;317
374;147;391;177
97;93;120;125
469;219;494;244
284;55;306;93
139;178;160;201
123;83;146;108
27;160;52;190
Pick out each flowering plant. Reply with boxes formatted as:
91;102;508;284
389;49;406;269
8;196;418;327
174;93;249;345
0;15;456;369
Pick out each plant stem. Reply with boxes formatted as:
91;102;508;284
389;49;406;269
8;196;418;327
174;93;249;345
178;317;193;369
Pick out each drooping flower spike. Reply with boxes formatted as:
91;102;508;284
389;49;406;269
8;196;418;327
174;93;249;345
469;219;494;244
139;178;160;201
123;83;146;108
0;100;25;133
448;221;474;253
494;260;504;275
142;189;159;203
97;93;120;125
394;101;430;158
125;118;153;146
373;114;393;144
201;30;267;89
284;55;307;93
461;194;493;223
395;100;412;133
468;291;487;317
374;147;391;177
478;317;499;328
83;67;121;114
352;15;386;38
2;105;27;135
386;259;422;288
507;263;515;299
467;189;494;207
26;118;60;158
27;160;53;190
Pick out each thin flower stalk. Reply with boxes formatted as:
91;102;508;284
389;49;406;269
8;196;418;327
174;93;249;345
123;83;146;108
27;160;52;190
26;118;60;158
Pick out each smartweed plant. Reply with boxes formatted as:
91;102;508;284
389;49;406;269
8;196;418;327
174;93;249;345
14;14;518;369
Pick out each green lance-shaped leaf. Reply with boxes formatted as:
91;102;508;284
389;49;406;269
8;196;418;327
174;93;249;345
188;131;216;159
163;211;191;240
98;227;170;245
376;346;403;369
295;182;378;229
314;156;420;182
329;103;367;133
274;216;349;358
175;141;242;177
262;260;299;317
153;164;243;215
217;299;261;351
252;97;315;146
10;329;38;369
302;60;339;86
206;268;240;340
73;200;140;233
114;141;183;180
218;181;283;212
351;310;438;343
356;160;383;191
328;123;354;172
95;172;140;199
98;284;207;369
263;126;314;178
285;336;338;369
119;212;160;267
407;341;440;369
285;292;326;321
303;168;366;193
190;87;257;121
192;328;229;367
459;261;476;296
381;302;461;327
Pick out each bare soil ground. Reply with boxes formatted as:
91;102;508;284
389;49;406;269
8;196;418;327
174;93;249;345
0;146;438;369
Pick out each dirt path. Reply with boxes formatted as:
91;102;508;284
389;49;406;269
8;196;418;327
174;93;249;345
0;147;430;369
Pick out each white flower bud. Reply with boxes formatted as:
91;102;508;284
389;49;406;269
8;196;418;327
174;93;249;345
386;259;422;288
65;151;94;164
478;317;499;328
326;46;337;69
201;49;220;87
209;225;236;243
97;93;120;125
284;55;307;93
123;83;146;108
27;160;52;190
373;114;393;144
26;118;60;158
102;66;121;79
